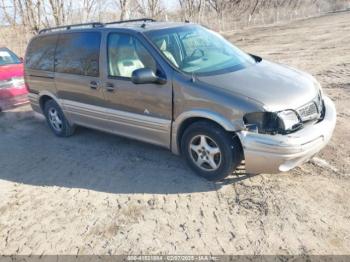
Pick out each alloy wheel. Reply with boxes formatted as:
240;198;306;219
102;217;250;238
189;135;222;171
48;107;63;132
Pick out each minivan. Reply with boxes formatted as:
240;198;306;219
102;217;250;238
25;19;336;181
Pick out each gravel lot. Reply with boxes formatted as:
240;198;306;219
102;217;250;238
0;11;349;255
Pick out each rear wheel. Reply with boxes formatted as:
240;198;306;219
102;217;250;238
181;121;242;181
44;99;75;137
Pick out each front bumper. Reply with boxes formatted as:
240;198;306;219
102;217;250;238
237;96;336;174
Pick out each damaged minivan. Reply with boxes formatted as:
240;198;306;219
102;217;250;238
25;19;336;181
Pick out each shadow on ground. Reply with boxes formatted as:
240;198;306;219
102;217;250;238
0;108;255;194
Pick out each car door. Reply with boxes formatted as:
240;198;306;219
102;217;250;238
100;31;173;148
54;31;109;129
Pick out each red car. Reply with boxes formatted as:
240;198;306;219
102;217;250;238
0;47;28;112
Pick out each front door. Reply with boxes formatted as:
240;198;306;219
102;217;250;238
101;32;172;148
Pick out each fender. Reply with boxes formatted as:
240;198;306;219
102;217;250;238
28;91;62;114
171;109;245;155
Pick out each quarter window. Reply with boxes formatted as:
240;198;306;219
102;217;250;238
55;32;101;77
107;33;157;78
26;35;57;71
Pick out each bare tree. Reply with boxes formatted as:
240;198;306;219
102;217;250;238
81;0;98;21
0;0;17;25
178;0;203;21
48;0;73;26
136;0;164;18
13;0;46;33
116;0;129;20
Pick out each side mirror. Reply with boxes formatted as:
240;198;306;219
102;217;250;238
131;68;166;85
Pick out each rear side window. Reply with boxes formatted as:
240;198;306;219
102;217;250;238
55;32;101;77
26;35;57;71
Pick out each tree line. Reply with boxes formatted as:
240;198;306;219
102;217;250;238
1;0;349;33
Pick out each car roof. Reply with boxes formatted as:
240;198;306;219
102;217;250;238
37;20;193;36
105;21;190;32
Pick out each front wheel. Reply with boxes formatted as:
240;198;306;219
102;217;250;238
181;121;242;181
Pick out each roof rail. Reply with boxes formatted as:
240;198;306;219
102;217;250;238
105;18;156;26
38;18;156;34
39;22;104;34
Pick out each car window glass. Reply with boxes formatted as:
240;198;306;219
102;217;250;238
55;32;101;77
107;33;157;78
153;34;180;67
26;36;57;71
147;26;255;75
0;48;21;66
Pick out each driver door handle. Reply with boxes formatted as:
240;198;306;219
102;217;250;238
105;82;115;92
90;80;99;89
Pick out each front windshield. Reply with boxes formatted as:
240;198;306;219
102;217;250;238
0;48;21;66
146;26;255;75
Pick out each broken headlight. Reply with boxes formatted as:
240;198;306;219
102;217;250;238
243;110;302;135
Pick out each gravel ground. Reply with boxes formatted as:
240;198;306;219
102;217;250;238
0;11;349;255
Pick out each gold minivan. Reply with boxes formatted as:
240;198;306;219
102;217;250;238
25;19;336;181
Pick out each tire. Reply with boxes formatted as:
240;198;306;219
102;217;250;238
181;121;242;181
43;99;75;137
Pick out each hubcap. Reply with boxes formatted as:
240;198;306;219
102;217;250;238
48;108;63;132
189;135;222;171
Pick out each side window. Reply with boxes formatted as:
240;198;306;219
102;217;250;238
56;32;101;77
26;35;57;71
107;33;157;78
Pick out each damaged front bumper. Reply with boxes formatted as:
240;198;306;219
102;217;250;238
237;96;337;174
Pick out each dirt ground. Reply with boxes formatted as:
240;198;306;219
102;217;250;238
0;11;349;255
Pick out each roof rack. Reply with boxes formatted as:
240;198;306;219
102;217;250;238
38;18;156;34
38;22;104;34
105;18;156;26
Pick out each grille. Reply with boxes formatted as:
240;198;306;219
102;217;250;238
297;95;322;122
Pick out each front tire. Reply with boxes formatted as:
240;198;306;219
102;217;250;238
181;121;242;181
44;99;75;137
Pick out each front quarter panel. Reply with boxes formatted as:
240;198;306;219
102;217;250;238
172;71;263;154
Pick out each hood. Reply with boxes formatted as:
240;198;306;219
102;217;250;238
198;60;319;112
0;63;24;81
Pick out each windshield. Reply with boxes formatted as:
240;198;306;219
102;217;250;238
0;48;21;66
146;26;256;75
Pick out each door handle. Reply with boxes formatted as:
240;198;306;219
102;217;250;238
105;82;115;92
90;81;99;90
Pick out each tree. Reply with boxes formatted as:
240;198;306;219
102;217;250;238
178;0;203;21
115;0;129;20
136;0;164;19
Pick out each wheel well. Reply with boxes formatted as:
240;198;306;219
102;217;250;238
39;95;53;111
177;117;242;154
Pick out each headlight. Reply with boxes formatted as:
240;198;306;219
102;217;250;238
277;110;301;131
0;77;24;89
244;110;302;135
